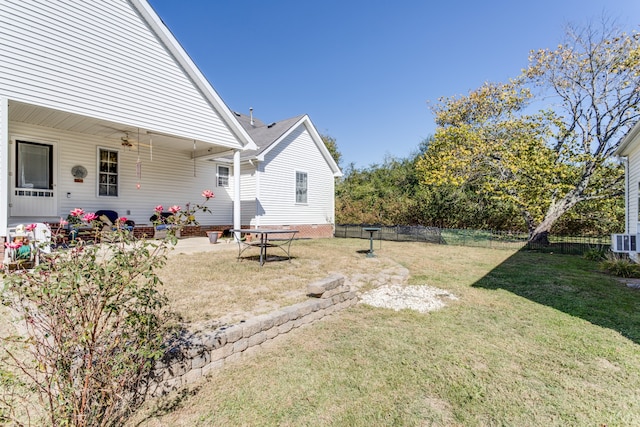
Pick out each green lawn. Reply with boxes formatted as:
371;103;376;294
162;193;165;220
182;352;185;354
93;241;640;425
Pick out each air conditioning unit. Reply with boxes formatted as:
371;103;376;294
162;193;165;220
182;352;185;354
611;234;637;253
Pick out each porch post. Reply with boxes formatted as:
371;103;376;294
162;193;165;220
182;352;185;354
233;149;241;236
0;97;8;238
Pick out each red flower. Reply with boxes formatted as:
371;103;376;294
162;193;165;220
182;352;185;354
5;241;23;249
83;213;98;222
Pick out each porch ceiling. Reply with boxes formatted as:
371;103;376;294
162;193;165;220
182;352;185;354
7;100;235;156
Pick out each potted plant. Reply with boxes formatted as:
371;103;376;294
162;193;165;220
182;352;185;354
207;230;222;244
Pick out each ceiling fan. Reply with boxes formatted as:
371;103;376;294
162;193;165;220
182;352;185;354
120;132;153;150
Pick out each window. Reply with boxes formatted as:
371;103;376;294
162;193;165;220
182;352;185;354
296;171;307;204
98;148;118;197
16;140;52;189
217;165;230;187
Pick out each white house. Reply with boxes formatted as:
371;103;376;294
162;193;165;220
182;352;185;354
0;0;258;250
218;111;342;238
613;120;640;259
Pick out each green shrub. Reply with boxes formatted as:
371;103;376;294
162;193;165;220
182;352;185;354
599;253;640;278
1;191;214;427
583;246;608;261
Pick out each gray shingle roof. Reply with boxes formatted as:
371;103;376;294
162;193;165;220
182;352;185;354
232;111;305;158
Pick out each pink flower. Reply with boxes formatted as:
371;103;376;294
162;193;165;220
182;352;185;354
202;190;215;200
70;208;84;217
25;223;37;232
5;241;23;249
59;218;69;226
169;205;181;214
117;217;127;224
155;205;163;213
83;213;98;222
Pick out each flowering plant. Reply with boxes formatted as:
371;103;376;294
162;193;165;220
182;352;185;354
151;190;215;238
1;190;215;426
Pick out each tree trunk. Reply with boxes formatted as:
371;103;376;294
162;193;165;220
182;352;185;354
527;192;582;244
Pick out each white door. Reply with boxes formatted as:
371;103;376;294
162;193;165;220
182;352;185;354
10;139;57;217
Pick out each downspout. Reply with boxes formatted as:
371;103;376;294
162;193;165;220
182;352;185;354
0;97;9;240
233;149;241;240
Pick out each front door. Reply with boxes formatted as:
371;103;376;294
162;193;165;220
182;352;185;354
10;139;57;217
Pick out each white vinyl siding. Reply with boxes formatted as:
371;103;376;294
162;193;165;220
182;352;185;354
255;125;335;227
239;163;257;226
628;145;640;235
0;0;238;147
7;121;233;226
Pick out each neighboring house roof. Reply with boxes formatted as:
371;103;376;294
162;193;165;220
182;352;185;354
230;112;342;177
616;120;640;157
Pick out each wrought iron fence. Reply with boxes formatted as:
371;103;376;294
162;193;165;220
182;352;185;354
334;224;610;255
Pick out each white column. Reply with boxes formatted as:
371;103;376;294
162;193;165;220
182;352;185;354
233;149;241;240
0;97;8;238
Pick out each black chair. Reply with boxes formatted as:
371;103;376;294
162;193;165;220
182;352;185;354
95;210;135;229
149;212;180;238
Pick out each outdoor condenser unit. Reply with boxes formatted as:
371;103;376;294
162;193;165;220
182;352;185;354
611;234;638;253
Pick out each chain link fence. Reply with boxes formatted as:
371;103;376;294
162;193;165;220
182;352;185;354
334;224;610;255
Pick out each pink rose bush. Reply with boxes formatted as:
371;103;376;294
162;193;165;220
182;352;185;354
1;189;216;426
151;190;214;235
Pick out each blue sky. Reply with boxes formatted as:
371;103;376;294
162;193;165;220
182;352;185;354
147;0;640;169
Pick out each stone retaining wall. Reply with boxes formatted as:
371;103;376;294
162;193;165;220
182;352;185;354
148;274;356;396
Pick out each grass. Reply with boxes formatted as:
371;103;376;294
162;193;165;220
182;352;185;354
126;239;640;426
158;238;401;328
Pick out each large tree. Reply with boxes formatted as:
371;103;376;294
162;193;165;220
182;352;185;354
321;133;342;168
417;22;639;242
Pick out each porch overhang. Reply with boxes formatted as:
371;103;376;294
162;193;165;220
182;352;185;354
7;100;244;156
0;99;250;239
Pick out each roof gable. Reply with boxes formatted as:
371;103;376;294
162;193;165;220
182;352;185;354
234;112;342;176
0;0;254;150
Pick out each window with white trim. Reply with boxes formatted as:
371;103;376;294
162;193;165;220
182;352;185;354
98;148;118;197
296;171;308;204
217;165;230;187
16;140;53;190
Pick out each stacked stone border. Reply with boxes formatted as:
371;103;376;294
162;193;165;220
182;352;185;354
148;274;356;396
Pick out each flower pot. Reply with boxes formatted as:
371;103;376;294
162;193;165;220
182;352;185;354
207;231;220;244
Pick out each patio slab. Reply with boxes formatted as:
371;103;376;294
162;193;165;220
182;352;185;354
169;237;237;256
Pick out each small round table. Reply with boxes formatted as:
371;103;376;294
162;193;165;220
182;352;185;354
362;227;381;257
